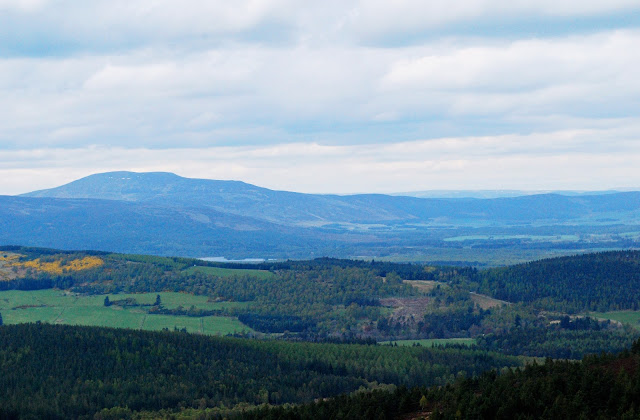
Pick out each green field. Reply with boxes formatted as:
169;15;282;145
590;310;640;327
379;338;477;347
0;290;252;335
184;265;275;279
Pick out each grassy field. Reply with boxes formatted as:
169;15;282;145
184;265;275;279
470;292;510;309
0;290;252;335
379;338;476;347
403;280;446;293
590;310;640;327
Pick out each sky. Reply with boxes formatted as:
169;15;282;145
1;0;640;195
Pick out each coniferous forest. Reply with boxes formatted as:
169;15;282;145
0;323;519;419
246;340;640;419
2;246;640;418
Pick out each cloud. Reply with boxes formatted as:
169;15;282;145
0;2;638;194
0;0;47;12
344;0;640;42
0;29;638;150
2;1;638;53
2;125;640;195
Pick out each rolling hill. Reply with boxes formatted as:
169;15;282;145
1;171;638;259
24;171;640;227
0;195;341;257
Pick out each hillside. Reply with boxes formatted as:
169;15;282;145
0;195;341;258
8;171;640;261
24;171;640;227
2;246;638;359
23;171;413;226
0;323;520;419
475;250;640;312
246;341;640;420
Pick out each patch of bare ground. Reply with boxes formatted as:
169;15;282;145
380;297;432;323
0;253;25;281
403;280;445;293
470;292;510;309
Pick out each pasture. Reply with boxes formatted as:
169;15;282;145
0;290;252;335
470;292;510;309
590;310;640;328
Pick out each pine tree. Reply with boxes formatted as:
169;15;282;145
419;395;428;410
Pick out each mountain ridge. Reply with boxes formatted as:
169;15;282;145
5;171;640;260
21;171;640;227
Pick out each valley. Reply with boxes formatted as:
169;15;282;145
1;244;640;418
1;171;638;264
1;174;640;419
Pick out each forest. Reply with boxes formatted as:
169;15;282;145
2;246;640;356
3;322;635;419
3;246;640;417
471;251;640;312
244;339;640;419
0;323;520;419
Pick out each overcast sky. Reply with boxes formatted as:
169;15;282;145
1;0;640;194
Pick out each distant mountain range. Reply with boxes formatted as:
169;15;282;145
22;171;640;226
392;189;632;199
1;171;639;260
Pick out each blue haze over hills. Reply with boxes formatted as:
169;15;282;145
0;171;638;262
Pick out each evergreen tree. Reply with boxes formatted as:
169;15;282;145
103;296;110;307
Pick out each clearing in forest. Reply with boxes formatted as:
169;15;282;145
0;290;252;335
380;297;432;323
403;279;446;293
590;310;640;328
470;292;509;309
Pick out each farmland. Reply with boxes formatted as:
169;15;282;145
590;310;640;328
0;290;252;335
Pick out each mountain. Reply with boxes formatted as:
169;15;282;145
23;172;410;226
23;171;640;227
391;189;626;199
0;195;346;257
4;171;640;259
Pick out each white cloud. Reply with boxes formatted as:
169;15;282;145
0;2;638;194
1;30;638;149
2;1;638;48
346;0;640;40
0;0;48;12
2;125;640;195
